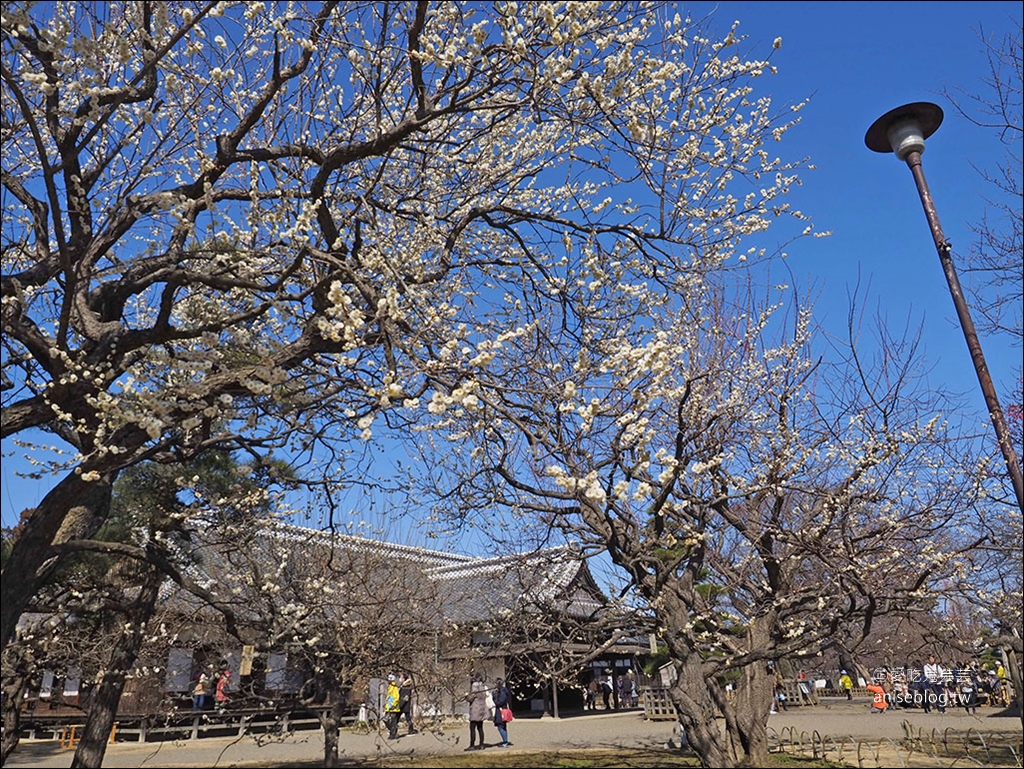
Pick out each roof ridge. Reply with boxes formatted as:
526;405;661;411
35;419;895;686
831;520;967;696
261;520;479;564
425;545;583;577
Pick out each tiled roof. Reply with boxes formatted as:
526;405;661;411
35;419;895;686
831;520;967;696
426;545;607;623
266;521;479;569
165;520;609;628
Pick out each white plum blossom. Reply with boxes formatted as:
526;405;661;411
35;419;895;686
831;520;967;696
10;16;981;766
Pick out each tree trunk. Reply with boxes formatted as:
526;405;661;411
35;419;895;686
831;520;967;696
695;618;774;767
317;698;347;768
1;672;29;764
1004;645;1023;728
836;645;858;680
1;473;114;651
304;671;351;769
70;569;160;769
724;660;773;767
322;714;340;768
670;656;734;768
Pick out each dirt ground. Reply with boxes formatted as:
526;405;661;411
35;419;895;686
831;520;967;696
5;697;1021;768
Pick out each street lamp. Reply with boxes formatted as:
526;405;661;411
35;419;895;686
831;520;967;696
865;101;1024;513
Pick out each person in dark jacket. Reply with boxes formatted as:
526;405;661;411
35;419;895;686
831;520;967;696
399;673;417;734
492;677;513;747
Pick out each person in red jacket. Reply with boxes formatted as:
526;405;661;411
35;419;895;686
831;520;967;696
215;664;232;711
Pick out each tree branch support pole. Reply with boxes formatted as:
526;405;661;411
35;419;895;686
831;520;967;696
904;150;1024;513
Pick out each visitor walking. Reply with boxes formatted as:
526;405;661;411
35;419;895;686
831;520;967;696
384;674;401;740
923;654;947;714
839;670;853;701
585;678;598;711
399;672;417;734
958;663;979;715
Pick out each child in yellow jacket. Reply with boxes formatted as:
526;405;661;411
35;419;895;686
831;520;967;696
839;671;854;701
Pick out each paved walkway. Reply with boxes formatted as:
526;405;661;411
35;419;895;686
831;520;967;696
6;699;1020;767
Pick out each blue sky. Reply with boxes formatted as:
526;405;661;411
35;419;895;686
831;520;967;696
696;0;1022;398
3;1;1021;535
686;2;1023;430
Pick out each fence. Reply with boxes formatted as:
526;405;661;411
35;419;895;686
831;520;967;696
643;679;819;720
779;679;819;706
767;720;1024;768
640;687;678;721
20;707;353;746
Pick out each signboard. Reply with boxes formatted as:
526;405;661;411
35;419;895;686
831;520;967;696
240;645;255;676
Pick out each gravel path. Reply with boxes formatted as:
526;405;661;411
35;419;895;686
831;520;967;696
6;698;1020;767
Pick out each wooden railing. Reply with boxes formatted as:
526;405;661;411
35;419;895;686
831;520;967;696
18;707;355;745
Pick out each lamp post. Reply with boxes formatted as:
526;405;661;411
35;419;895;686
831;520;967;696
865;101;1024;513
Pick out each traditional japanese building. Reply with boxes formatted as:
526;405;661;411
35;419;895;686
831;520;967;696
19;521;651;727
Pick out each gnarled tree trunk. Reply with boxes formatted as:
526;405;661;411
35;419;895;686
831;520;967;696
670;655;733;768
70;569;160;769
1;670;29;764
318;699;348;769
1;473;114;651
1004;644;1023;728
720;659;773;766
